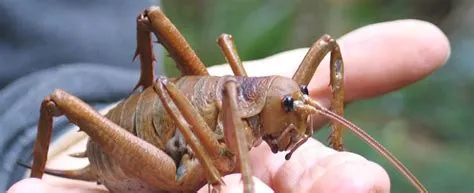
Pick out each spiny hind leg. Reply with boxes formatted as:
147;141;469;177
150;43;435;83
132;10;156;92
292;35;345;151
133;6;208;93
30;89;178;189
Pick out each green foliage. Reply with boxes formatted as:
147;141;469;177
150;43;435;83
162;0;298;76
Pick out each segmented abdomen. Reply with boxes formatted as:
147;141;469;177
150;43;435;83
85;76;223;192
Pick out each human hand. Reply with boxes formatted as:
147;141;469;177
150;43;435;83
8;19;450;193
203;19;449;192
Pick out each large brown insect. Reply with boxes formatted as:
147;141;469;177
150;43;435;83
26;6;427;193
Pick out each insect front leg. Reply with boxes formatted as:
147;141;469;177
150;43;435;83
292;35;345;151
154;78;227;189
30;89;179;190
221;78;254;193
155;77;256;193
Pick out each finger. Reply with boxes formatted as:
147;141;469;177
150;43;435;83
309;19;450;104
7;178;107;193
266;139;390;193
248;138;336;187
308;156;390;193
7;178;50;193
208;19;450;105
197;174;274;193
207;47;305;77
268;138;340;192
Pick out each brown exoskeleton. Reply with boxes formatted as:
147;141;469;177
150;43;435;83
25;6;427;193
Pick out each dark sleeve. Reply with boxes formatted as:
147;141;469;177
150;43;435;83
0;64;143;190
0;1;162;190
0;0;162;88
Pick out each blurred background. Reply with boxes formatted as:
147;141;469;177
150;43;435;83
1;0;472;192
161;0;473;192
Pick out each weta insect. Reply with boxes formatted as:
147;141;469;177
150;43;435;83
25;6;427;193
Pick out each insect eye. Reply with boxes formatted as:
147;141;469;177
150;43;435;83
300;85;309;95
282;95;294;112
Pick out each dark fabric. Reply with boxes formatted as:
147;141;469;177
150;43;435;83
0;64;141;190
0;1;162;190
0;0;161;89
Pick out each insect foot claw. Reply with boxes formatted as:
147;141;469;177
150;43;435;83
68;151;87;158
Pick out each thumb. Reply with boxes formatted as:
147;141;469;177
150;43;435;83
7;178;52;193
7;178;108;193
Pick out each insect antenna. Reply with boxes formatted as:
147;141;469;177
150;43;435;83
295;96;427;193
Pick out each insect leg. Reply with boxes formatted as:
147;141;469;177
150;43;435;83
140;6;209;77
153;79;224;187
19;161;96;182
292;35;333;85
221;78;254;193
217;34;247;76
292;35;345;151
328;42;344;151
131;12;156;92
26;98;97;181
30;89;177;189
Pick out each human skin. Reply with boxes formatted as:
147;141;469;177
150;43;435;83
7;19;450;193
